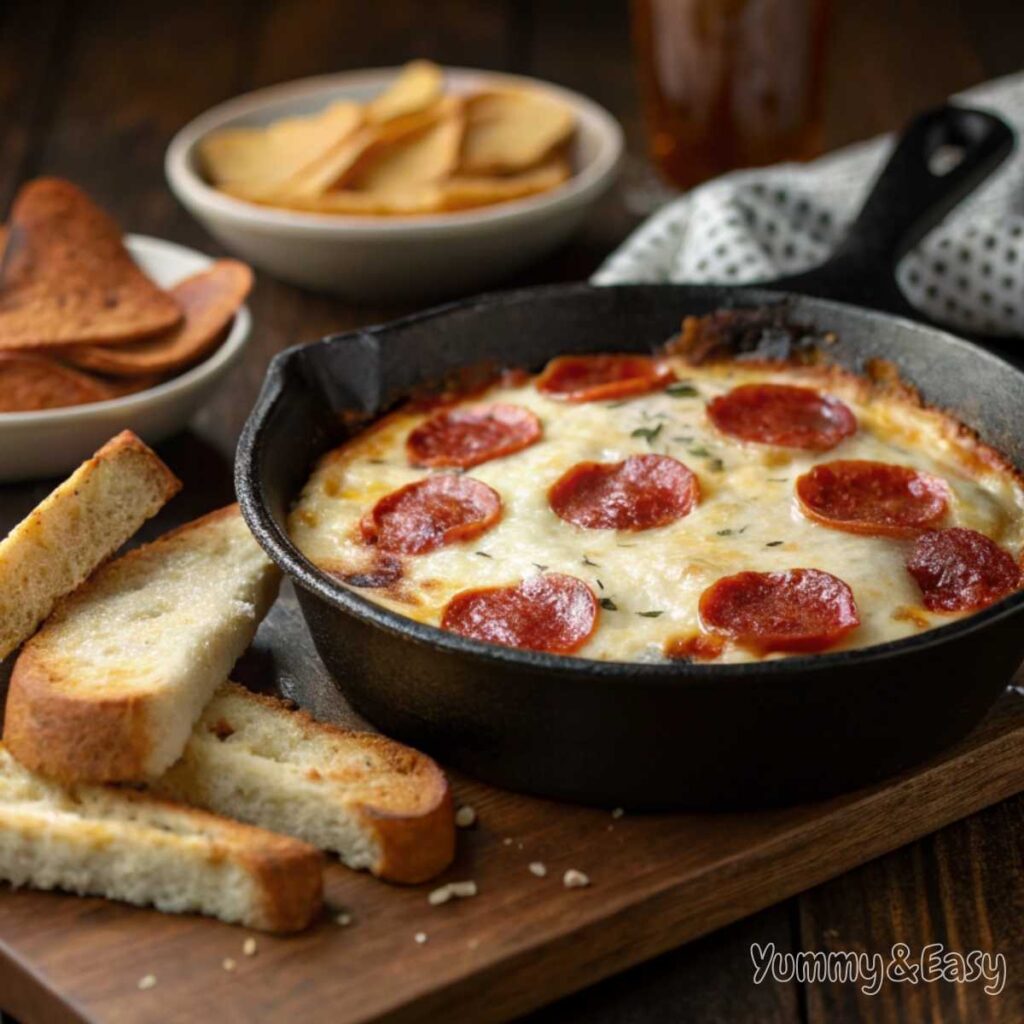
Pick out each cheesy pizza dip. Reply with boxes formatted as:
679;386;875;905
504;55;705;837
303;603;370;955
289;320;1024;664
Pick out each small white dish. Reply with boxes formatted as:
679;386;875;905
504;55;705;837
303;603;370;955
165;67;623;302
0;234;251;482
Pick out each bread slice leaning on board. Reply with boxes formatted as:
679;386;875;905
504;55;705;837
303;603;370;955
0;746;322;932
154;682;455;884
3;505;280;784
0;430;180;661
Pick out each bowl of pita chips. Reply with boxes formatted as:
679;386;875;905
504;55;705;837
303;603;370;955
0;178;252;481
166;62;622;301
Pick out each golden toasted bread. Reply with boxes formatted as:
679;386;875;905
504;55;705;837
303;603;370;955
155;682;455;884
3;506;280;783
0;430;180;660
0;746;322;932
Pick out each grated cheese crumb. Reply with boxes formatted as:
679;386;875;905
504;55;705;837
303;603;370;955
429;880;478;905
415;932;428;944
137;975;157;991
455;805;477;828
529;862;547;877
563;869;590;889
243;938;257;957
222;958;237;972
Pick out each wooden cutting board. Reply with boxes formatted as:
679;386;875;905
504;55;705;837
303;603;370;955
3;588;1024;1024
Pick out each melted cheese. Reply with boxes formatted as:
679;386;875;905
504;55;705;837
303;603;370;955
289;361;1024;663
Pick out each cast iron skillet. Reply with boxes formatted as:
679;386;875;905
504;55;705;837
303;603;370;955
237;106;1024;808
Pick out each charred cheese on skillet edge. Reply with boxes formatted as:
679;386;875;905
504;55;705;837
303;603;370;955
288;360;1024;664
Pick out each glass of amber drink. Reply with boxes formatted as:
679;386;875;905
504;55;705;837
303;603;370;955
632;0;831;189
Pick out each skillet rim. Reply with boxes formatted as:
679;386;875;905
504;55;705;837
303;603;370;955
236;281;1024;684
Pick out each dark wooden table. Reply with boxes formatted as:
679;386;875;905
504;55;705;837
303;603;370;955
2;1;1023;1021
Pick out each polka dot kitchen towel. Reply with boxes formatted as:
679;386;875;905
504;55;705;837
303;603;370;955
594;72;1024;338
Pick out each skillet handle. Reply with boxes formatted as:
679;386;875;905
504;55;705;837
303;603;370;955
764;105;1014;321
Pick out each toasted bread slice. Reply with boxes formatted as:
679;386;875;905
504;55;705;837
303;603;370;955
3;506;280;783
155;682;455;884
0;431;180;660
0;746;321;932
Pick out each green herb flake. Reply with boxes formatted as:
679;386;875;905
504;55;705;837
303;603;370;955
767;477;789;483
631;423;663;445
600;598;618;611
688;446;711;458
666;382;699;398
766;540;784;547
533;563;549;571
582;555;600;567
716;526;747;537
596;578;605;590
476;551;492;558
637;610;664;618
708;458;725;472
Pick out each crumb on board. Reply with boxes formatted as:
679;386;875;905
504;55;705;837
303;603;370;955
455;805;477;828
611;807;625;819
529;862;547;877
336;912;353;927
563;869;590;889
502;837;513;846
415;932;428;944
429;880;478;905
243;938;257;957
222;958;237;972
137;975;157;991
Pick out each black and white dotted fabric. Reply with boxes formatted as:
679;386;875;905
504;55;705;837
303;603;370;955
594;73;1024;338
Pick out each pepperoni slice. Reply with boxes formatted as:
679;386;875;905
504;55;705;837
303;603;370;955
441;573;598;654
796;460;951;537
699;568;860;653
362;475;501;555
707;383;857;450
906;527;1022;612
535;354;674;403
549;454;699;531
407;404;542;469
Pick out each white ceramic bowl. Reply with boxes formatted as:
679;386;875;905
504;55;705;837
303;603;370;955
0;235;251;482
165;67;623;302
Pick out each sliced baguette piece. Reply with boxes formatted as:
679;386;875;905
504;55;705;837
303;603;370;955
154;682;455;884
0;746;322;932
0;430;181;661
3;506;280;784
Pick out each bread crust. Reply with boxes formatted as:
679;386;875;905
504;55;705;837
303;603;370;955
359;770;455;884
2;658;152;783
3;505;279;784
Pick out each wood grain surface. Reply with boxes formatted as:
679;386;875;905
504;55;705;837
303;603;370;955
1;627;1023;1024
1;1;1023;1021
